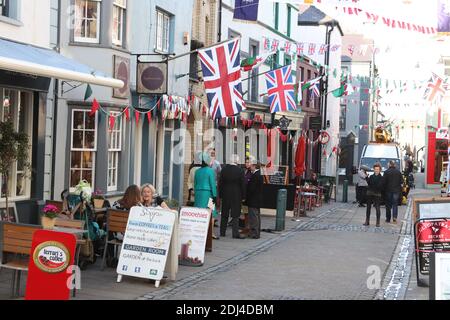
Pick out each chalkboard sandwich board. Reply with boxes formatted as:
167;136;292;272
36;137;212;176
261;165;288;185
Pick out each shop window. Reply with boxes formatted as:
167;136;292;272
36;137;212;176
70;109;97;190
0;89;33;200
156;9;171;53
0;0;9;17
339;104;346;130
74;0;101;43
107;112;122;191
112;0;126;46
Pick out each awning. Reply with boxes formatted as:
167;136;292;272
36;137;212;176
0;38;124;89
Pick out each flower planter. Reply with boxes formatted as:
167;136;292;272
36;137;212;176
41;216;56;229
93;198;105;209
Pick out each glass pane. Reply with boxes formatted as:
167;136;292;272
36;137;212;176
71;151;82;168
73;131;83;148
18;92;27;133
2;89;16;121
87;19;97;38
16;173;26;196
85;113;95;129
73;111;84;129
86;1;97;19
83;151;93;169
82;170;92;184
112;6;119;41
70;170;81;188
84;131;95;149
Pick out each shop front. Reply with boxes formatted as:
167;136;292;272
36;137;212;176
0;38;123;224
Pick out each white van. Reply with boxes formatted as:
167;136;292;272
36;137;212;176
359;143;403;175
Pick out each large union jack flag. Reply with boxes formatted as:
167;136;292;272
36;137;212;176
423;72;448;103
265;65;297;113
198;38;245;119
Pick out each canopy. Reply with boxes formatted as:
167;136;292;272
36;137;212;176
0;38;124;88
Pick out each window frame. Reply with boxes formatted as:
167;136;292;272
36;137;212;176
74;0;101;44
107;111;123;192
69;109;98;191
156;9;171;53
112;0;126;47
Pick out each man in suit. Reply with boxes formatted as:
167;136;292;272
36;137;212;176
219;154;246;239
246;158;263;239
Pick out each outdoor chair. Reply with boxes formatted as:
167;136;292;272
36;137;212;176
0;222;42;297
101;209;129;270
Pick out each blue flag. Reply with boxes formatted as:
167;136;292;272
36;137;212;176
233;0;259;22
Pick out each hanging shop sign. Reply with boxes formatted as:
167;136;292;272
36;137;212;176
113;55;130;99
116;206;175;287
25;230;77;300
137;62;167;94
178;207;211;267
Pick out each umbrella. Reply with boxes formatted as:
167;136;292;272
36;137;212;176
295;136;306;177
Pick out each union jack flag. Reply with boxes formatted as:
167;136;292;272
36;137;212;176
198;38;245;119
265;65;297;113
423;72;448;103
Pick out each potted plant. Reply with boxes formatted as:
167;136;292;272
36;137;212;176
41;204;59;229
92;189;105;209
0;120;30;217
165;198;179;211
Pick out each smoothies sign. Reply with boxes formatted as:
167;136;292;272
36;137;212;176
117;206;175;282
25;230;76;300
417;220;450;274
178;207;211;266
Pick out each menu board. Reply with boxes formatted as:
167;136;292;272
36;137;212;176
416;219;450;275
116;206;175;282
262;165;288;185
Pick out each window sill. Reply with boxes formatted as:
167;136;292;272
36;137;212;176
154;48;171;55
0;15;23;27
69;42;131;54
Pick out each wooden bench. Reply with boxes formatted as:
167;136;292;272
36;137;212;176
0;222;42;297
101;209;129;270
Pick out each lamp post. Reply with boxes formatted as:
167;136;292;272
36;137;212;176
298;6;344;176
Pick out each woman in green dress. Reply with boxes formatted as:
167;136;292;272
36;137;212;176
194;152;218;238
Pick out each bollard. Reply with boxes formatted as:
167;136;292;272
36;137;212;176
275;189;287;231
342;180;348;203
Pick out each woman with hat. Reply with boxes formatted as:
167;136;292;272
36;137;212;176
194;152;218;238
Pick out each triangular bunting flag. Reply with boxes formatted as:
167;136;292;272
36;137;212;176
147;111;152;123
124;107;130;121
109;114;116;131
84;84;93;101
89;98;100;117
135;111;140;126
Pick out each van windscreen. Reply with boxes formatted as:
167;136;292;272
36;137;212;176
361;158;401;171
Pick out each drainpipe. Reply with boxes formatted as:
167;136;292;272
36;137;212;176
50;0;61;200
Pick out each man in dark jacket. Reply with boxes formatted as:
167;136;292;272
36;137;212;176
246;159;263;239
384;160;403;223
219;154;246;239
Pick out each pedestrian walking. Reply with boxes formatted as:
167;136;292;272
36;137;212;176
384;160;403;223
245;159;263;239
356;166;368;207
208;148;222;227
219;154;246;239
194;152;218;238
364;163;384;227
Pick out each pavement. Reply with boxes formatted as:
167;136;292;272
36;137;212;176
0;174;441;300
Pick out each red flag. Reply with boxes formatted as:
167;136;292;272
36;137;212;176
157;99;161;110
147;111;152;123
89;98;100;117
135;111;140;125
109;114;116;131
124;107;130;121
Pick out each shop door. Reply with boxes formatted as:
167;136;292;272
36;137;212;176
156;122;173;199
